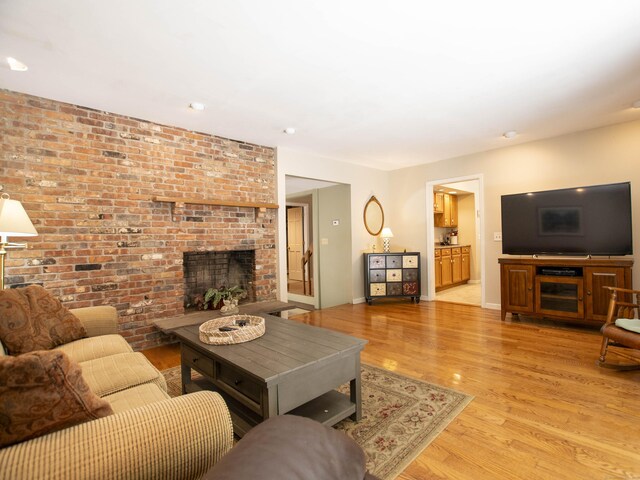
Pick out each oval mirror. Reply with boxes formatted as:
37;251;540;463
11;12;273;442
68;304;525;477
363;195;384;236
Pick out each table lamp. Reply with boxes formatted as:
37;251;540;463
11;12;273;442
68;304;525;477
0;193;38;289
380;227;394;253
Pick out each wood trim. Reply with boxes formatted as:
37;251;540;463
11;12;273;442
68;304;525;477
152;196;278;209
498;257;634;267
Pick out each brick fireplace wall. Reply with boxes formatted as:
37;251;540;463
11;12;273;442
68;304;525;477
0;90;278;350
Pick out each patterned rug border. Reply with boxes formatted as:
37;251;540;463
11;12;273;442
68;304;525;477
162;363;473;479
357;364;474;479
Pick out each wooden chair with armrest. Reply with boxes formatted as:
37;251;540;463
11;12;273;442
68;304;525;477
598;286;640;370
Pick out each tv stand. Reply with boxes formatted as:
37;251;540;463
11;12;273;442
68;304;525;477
499;257;633;325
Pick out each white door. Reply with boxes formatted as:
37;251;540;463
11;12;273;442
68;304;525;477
287;207;304;281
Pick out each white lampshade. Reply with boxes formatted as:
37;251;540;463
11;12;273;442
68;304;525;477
0;194;38;240
380;227;394;238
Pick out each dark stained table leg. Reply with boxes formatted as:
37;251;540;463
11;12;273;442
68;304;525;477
181;364;191;394
350;355;362;421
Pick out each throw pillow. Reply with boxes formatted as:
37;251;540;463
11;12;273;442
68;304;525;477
0;349;113;448
0;285;86;354
615;318;640;334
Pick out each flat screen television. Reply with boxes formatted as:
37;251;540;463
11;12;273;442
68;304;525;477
501;182;633;256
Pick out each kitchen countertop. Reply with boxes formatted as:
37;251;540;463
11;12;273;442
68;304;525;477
434;244;471;249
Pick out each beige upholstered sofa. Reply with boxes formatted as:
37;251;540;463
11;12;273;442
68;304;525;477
0;305;234;480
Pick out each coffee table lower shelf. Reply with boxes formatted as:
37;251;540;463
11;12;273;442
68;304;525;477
186;378;356;436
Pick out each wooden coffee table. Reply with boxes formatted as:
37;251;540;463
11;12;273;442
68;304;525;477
173;314;367;437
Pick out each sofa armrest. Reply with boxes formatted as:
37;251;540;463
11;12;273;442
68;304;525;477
0;391;233;480
70;306;119;337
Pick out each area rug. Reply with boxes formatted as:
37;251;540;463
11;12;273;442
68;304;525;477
162;364;472;479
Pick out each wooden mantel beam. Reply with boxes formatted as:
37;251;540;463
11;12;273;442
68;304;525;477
152;196;279;210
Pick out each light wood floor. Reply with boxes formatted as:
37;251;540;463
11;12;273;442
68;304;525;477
142;300;640;479
287;278;313;296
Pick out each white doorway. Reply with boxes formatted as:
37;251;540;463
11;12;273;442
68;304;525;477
285;176;352;309
425;174;485;307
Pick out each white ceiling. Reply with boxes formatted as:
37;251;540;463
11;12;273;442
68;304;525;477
2;1;640;171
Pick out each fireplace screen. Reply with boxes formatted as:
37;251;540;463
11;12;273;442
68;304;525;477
183;250;256;308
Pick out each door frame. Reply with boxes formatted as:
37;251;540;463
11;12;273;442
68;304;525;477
425;174;486;307
284;190;320;308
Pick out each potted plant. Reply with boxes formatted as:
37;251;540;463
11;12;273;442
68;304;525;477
201;285;247;311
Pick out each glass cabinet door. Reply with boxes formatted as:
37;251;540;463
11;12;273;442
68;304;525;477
535;276;584;319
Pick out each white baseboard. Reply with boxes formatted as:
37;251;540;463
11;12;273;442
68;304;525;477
353;297;366;304
484;302;500;310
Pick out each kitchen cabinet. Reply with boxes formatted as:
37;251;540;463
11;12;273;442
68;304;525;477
434;193;444;213
439;248;452;287
435;245;470;292
434;193;458;228
451;247;462;283
435;249;442;288
461;246;471;281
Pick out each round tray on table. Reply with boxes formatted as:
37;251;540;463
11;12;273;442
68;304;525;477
198;314;265;345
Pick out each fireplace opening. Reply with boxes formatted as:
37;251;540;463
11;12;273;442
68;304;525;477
183;250;256;310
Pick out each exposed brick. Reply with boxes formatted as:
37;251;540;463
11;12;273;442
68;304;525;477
1;89;277;351
75;264;103;271
102;150;127;159
119;227;142;234
92;283;118;292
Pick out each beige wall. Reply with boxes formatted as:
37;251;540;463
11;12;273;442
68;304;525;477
317;184;353;308
389;119;640;308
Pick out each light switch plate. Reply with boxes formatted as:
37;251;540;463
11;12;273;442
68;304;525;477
321;238;329;245
493;232;502;241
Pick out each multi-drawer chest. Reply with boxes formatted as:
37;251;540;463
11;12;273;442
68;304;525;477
364;252;421;305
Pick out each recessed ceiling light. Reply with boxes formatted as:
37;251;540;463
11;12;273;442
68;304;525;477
503;130;517;139
632;100;640;109
189;102;205;111
284;127;296;135
7;57;28;72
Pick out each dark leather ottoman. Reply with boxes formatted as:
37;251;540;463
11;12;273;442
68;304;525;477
203;415;380;480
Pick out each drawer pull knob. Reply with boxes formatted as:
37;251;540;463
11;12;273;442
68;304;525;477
234;379;242;386
192;358;199;363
